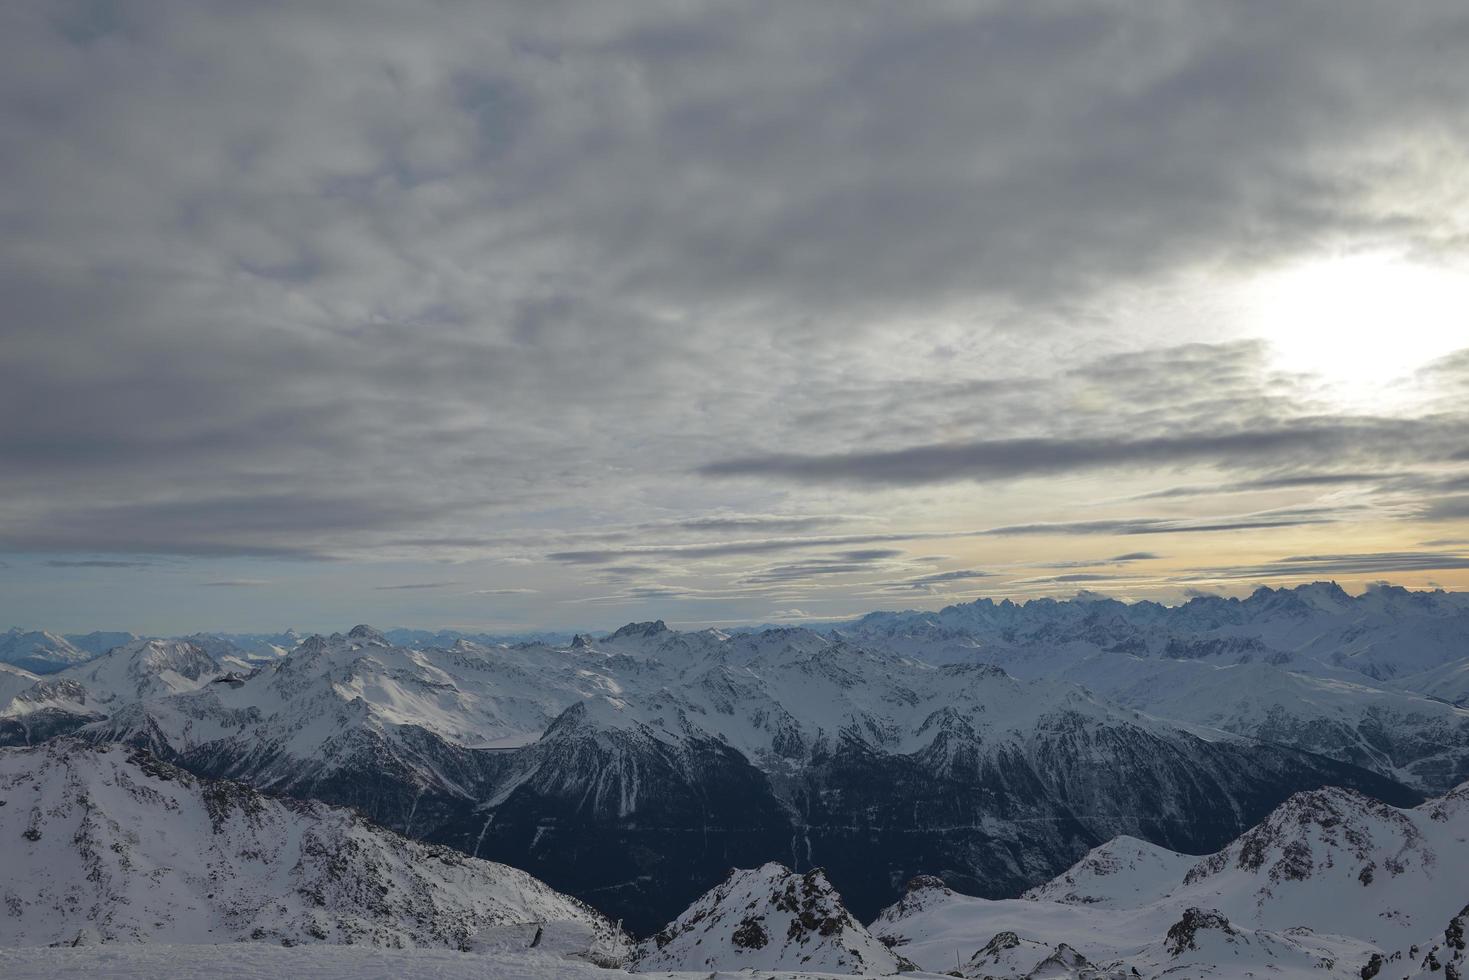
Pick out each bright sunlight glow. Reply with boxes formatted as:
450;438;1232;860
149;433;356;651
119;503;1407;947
1242;250;1469;405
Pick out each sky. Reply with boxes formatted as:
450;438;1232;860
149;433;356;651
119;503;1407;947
2;1;1469;634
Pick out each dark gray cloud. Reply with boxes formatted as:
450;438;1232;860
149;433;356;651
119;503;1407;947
1420;496;1469;522
977;507;1348;538
373;582;457;591
699;420;1462;487
199;579;272;588
44;559;155;569
545;534;925;564
1130;471;1404;500
1109;552;1162;562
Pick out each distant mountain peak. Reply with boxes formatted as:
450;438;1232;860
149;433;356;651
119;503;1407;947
346;625;388;644
607;620;668;641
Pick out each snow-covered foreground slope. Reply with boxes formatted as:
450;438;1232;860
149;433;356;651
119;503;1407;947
633;863;905;974
0;741;625;959
872;780;1469;979
0;944;936;980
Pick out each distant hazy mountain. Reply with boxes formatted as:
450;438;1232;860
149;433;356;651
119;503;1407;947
0;628;91;674
62;631;139;656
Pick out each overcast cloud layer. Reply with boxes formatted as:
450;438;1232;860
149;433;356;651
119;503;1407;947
2;1;1468;632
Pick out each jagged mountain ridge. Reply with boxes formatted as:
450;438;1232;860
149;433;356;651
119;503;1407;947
870;778;1469;978
0;740;626;959
841;583;1469;793
45;620;1420;934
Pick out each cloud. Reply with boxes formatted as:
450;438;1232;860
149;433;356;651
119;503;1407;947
467;588;539;596
698;420;1462;487
199;579;272;588
977;506;1348;537
1108;552;1162;562
44;559;155;569
1129;471;1403;500
1182;551;1469;580
740;549;908;585
1419;496;1469;522
373;582;458;591
4;3;1469;625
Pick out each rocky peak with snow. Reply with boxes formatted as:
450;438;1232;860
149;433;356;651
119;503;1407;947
345;624;390;645
632;862;905;974
606;620;669;642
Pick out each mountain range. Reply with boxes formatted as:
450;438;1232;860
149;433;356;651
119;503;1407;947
2;583;1466;944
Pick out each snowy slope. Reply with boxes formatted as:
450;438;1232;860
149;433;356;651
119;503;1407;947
0;741;626;958
0;944;931;980
1404;656;1469;707
0;662;41;705
1020;836;1194;908
633;863;904;974
871;780;1469;979
1370;903;1469;979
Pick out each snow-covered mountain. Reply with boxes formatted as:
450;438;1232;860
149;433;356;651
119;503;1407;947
0;740;627;959
58;621;1418;933
632;862;905;974
841;583;1469;793
871;779;1469;978
1054;655;1469;792
181;630;304;661
0;639;224;747
843;583;1469;683
0;629;92;674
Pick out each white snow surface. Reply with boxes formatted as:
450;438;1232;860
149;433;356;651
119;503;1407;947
0;944;951;980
